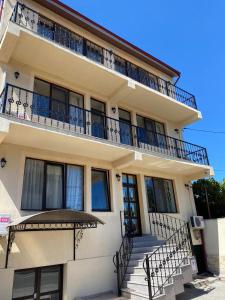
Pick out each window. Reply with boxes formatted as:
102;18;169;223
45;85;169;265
12;265;63;300
119;108;133;146
92;169;110;211
145;176;177;213
136;115;166;147
33;78;84;126
91;98;106;139
21;158;84;211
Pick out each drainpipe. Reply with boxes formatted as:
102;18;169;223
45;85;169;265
174;74;181;86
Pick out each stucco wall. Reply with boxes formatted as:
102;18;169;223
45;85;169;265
204;218;225;275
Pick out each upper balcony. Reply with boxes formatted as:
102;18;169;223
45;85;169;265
0;83;213;181
0;2;201;126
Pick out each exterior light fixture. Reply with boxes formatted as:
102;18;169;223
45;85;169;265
1;158;7;168
174;128;179;134
111;107;117;114
14;71;20;79
116;174;121;182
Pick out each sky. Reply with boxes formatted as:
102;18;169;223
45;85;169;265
61;0;225;181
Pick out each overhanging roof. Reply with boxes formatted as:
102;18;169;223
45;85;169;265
5;210;104;268
34;0;180;78
8;209;104;231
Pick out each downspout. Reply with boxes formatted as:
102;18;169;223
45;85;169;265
174;74;181;86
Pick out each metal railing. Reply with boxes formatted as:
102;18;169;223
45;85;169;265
143;213;192;299
0;83;209;165
113;234;133;296
10;2;197;110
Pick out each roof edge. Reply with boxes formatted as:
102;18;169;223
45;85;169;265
34;0;180;78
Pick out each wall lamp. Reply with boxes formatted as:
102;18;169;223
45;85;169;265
174;128;180;134
116;174;121;182
1;158;7;168
14;71;20;79
111;107;117;114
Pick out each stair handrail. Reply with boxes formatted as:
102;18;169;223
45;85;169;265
113;211;134;297
143;213;192;299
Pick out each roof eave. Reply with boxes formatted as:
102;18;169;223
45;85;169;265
33;0;180;78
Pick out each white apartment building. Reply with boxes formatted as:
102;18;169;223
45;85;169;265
0;1;214;299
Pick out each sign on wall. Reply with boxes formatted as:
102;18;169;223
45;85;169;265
0;213;10;235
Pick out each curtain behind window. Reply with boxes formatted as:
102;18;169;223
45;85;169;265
46;164;63;209
66;165;83;210
21;159;44;210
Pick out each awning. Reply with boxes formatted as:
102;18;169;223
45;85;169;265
5;209;104;268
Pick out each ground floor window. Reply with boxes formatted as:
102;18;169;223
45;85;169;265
145;176;177;213
12;265;63;300
21;158;84;211
91;168;110;211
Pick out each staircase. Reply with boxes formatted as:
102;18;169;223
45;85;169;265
113;213;193;300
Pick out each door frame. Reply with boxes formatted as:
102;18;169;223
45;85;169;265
12;265;63;300
122;173;142;237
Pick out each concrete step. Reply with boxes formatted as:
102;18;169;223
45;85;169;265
126;266;183;277
133;241;162;248
132;242;165;253
121;288;166;300
181;264;193;284
130;251;191;261
133;235;159;243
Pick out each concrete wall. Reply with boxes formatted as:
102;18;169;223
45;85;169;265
204;218;225;275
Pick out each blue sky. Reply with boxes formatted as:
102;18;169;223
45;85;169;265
61;0;225;180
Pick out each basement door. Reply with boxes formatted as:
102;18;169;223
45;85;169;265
122;174;142;236
12;265;63;300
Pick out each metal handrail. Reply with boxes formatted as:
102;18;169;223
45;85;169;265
0;83;209;165
10;2;197;110
143;213;192;299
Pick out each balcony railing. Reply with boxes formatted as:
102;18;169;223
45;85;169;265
0;84;209;165
10;2;197;110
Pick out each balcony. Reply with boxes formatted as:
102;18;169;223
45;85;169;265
0;3;201;126
0;84;209;169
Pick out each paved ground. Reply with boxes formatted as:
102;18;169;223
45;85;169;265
177;280;225;300
77;279;225;299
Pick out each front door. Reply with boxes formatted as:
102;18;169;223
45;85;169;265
122;174;142;236
12;265;63;300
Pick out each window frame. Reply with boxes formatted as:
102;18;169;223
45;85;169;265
91;168;111;212
145;176;177;214
12;265;63;300
33;78;84;120
21;157;84;211
136;114;166;135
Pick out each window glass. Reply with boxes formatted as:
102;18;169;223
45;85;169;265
21;159;84;211
21;159;44;210
51;86;67;103
46;164;63;209
92;169;110;211
12;270;35;299
145;177;156;212
69;92;84;108
137;115;144;128
34;78;50;97
91;99;105;114
66;165;83;210
119;109;131;122
40;266;61;293
145;176;177;213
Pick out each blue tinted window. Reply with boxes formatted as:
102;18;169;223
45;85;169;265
92;169;110;211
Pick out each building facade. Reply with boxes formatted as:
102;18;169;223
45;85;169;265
0;1;213;299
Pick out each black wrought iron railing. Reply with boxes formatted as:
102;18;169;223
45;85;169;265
113;235;133;296
10;2;197;110
0;83;209;165
143;213;192;299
